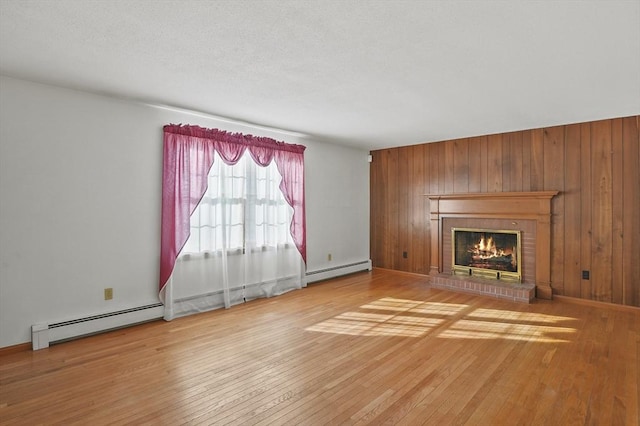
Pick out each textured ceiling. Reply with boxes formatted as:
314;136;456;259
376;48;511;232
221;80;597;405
1;0;639;150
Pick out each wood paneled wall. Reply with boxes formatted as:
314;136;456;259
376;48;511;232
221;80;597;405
370;115;640;307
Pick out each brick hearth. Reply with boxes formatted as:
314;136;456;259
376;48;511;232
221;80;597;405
430;274;536;303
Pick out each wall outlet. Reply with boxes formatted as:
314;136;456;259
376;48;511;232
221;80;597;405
403;251;408;258
328;253;332;261
104;288;113;300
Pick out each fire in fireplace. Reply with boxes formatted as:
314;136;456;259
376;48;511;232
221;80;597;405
451;228;521;282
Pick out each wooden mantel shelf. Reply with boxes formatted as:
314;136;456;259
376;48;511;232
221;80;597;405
426;191;559;299
426;191;559;200
426;191;559;220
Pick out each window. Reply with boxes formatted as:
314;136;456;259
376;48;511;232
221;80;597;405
160;124;306;318
181;151;293;256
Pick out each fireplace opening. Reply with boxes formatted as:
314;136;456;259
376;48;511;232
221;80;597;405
451;228;521;282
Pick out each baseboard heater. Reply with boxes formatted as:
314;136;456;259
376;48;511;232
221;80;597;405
31;303;164;351
306;259;372;283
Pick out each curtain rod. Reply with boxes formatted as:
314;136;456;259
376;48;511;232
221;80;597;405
143;103;309;139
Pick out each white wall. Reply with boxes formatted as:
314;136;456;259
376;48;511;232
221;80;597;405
0;75;370;348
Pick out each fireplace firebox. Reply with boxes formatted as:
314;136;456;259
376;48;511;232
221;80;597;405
452;228;521;282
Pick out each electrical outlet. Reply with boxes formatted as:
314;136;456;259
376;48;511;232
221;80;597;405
403;251;408;258
104;288;113;300
328;253;332;261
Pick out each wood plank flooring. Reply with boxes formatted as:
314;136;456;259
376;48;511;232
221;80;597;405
1;269;638;425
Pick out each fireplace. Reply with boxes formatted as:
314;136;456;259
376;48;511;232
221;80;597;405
427;191;558;300
452;228;521;282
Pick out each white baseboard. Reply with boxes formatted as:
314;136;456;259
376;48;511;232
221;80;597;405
306;259;372;283
32;303;164;350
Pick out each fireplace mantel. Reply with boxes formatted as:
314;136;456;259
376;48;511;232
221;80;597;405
427;191;559;299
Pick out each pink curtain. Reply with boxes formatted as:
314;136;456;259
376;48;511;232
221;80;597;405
159;124;306;294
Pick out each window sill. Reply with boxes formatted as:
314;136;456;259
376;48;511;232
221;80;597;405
179;243;293;261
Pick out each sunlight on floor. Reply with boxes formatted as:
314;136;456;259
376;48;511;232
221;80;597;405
361;298;468;316
466;308;576;324
306;297;463;336
305;297;578;342
437;319;576;343
306;314;443;337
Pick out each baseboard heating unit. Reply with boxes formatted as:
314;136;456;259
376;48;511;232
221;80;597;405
306;260;372;283
31;303;164;350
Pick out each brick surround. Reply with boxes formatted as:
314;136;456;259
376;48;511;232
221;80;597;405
442;217;536;284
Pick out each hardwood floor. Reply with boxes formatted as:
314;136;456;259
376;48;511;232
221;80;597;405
1;269;638;425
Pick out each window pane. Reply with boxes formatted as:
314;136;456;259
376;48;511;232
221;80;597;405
180;150;293;256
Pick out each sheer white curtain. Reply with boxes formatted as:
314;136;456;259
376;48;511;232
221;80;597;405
164;151;306;320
